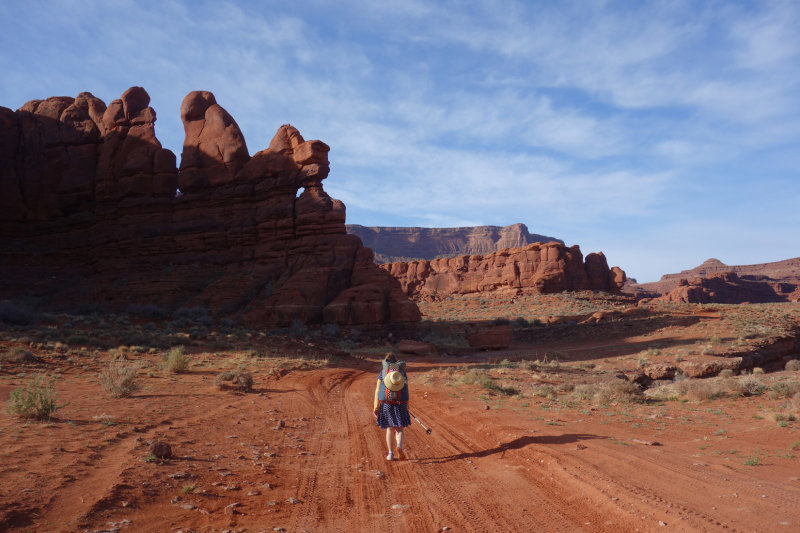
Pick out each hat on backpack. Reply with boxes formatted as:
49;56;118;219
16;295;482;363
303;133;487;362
384;370;405;391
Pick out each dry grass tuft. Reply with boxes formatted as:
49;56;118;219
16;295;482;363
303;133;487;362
1;346;36;363
99;361;141;398
594;379;643;405
215;368;254;392
731;374;766;397
165;346;190;373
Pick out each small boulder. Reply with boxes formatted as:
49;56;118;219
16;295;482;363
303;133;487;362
149;441;172;459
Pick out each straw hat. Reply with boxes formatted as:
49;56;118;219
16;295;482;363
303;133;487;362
383;370;405;392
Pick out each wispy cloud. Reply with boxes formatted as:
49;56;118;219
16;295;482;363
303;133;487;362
1;0;798;282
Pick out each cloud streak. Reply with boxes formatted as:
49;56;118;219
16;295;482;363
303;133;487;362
0;0;798;282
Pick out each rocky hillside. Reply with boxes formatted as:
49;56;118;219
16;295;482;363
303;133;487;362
346;222;561;263
0;87;419;326
629;258;800;303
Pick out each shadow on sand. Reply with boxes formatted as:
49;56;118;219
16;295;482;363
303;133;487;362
417;433;608;464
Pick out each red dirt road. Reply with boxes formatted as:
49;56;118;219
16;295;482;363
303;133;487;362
3;350;800;532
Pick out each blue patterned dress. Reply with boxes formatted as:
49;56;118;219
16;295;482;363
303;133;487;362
376;371;411;429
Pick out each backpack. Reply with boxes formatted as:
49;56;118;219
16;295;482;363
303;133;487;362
379;360;409;402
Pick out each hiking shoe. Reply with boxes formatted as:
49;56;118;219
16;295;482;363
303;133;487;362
386;452;394;461
395;447;406;461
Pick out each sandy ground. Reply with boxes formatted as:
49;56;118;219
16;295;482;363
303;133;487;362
2;305;800;532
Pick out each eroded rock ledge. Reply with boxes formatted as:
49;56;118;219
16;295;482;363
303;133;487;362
0;87;420;326
382;242;626;299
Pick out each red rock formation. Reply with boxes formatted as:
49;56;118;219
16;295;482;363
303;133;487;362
655;272;799;304
0;88;419;326
381;242;626;299
346;223;561;263
633;257;800;296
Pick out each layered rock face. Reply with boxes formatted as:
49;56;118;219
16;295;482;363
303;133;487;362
0;87;419;326
381;242;626;299
346;223;561;263
629;257;800;303
655;273;800;304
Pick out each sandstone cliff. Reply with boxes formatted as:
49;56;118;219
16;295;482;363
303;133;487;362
382;242;626;299
346;223;561;263
0;87;420;326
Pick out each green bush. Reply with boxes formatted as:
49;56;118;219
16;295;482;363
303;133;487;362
99;361;141;398
7;375;65;420
165;346;190;373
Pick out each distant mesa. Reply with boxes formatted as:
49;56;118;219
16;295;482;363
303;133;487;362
629;257;800;304
346;223;562;263
654;272;800;304
0;87;419;326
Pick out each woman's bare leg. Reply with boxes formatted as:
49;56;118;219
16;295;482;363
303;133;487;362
385;428;393;454
395;428;406;459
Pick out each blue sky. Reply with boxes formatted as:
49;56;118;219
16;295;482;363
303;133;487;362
1;0;799;282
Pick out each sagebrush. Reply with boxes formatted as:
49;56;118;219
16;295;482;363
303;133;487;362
99;361;141;397
7;375;65;420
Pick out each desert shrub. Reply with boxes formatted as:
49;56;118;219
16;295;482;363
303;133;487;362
792;392;800;411
66;333;92;345
99;361;141;398
718;369;735;379
513;317;529;328
7;375;64;420
0;300;38;325
459;369;517;395
533;384;556;399
75;302;104;315
752;367;764;375
1;347;36;363
126;303;169;320
188;326;208;340
322;323;340;338
219;318;240;330
165;346;190;373
769;381;800;399
288;319;307;339
785;360;800;372
595;379;643;405
460;369;494;388
685;379;727;401
215;368;253;392
174;306;213;327
557;382;575;393
492;317;511;326
731;374;766;397
571;384;595;401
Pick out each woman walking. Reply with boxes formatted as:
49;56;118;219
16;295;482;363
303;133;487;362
373;353;411;460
